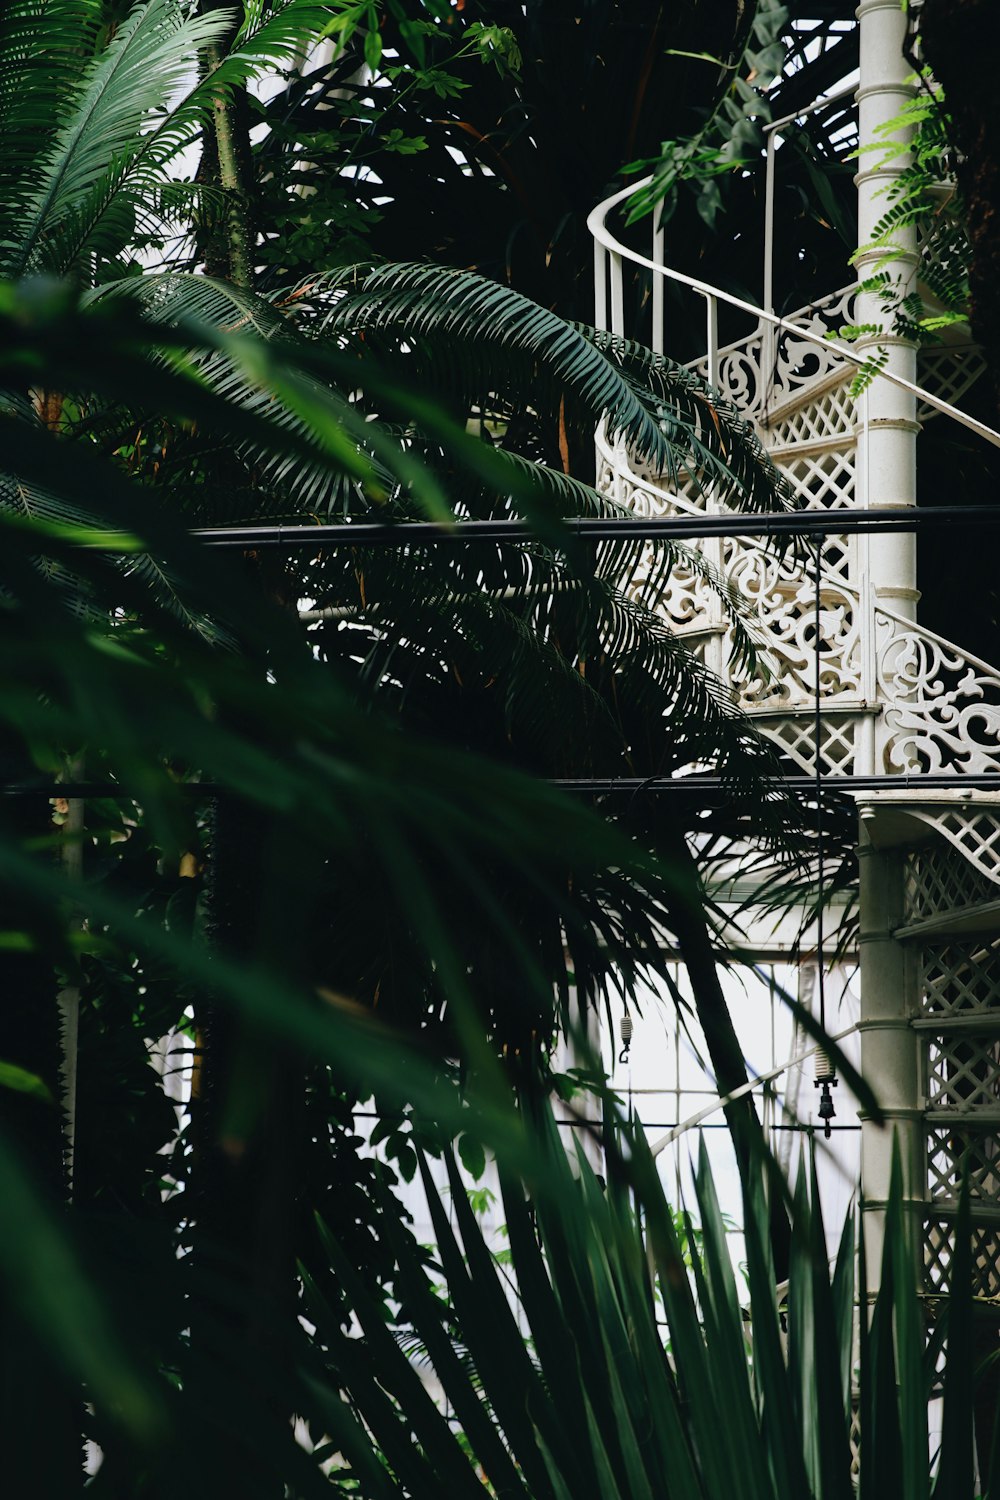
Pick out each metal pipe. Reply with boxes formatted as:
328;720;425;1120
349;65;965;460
593;239;607;331
187;505;1000;550
610;251;624;338
763;129;777;395
18;773;1000;799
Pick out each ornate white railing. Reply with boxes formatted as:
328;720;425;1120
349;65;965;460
589;176;1000;448
588;175;1000;783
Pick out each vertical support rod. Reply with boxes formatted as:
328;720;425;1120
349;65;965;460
706;295;719;388
610;251;624;338
652;200;665;356
594;239;607;332
857;386;877;774
763;129;778;405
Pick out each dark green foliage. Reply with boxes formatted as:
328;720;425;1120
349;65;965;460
302;1115;996;1500
0;7;947;1495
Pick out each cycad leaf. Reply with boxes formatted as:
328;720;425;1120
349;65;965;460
7;0;229;275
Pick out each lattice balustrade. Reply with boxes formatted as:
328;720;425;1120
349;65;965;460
924;1218;1000;1298
876;611;1000;775
909;811;1000;885
928;1127;1000;1199
763;376;856;452
904;844;998;924
921;940;1000;1018
914;858;1000;1300
917;346;988;420
926;1039;1000;1112
777;446;856;510
759;711;858;777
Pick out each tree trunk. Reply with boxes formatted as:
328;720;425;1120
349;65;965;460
196;0;255;287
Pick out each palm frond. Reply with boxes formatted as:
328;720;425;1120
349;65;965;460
0;2;100;199
5;0;229;276
294;262;783;496
590;330;797;515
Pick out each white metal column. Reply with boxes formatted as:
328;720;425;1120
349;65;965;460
855;0;922;1278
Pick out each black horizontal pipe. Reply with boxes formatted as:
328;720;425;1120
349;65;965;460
553;773;1000;796
190;504;1000;549
17;773;1000;799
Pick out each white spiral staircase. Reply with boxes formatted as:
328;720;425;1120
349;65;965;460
590;172;1000;1303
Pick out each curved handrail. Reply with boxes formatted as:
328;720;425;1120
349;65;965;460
649;1020;860;1155
588;176;1000;453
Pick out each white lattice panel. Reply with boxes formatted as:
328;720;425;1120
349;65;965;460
764;377;856;451
921;940;1000;1017
906;811;1000;886
758;711;859;777
925;1218;1000;1298
927;1039;1000;1111
776;446;856;510
904;845;998;923
918;346;988;420
928;1127;1000;1197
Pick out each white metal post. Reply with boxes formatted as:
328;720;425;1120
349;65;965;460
610;251;624;338
652;200;665;356
763;129;778;405
857;816;924;1286
705;295;719;388
855;0;920;624
855;0;922;1282
593;239;608;332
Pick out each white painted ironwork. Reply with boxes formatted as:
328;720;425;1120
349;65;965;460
589;0;1000;1314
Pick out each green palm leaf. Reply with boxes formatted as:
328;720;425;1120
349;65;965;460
5;0;229;276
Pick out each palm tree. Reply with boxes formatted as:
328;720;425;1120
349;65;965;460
0;2;859;1489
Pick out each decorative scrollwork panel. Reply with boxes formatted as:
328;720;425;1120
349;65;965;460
723;542;863;709
688;286;859;417
876;611;1000;775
